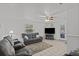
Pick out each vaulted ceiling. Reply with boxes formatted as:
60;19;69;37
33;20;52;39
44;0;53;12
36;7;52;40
20;3;78;21
0;3;78;21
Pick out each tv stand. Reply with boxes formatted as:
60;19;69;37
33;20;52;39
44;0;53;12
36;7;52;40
45;34;54;40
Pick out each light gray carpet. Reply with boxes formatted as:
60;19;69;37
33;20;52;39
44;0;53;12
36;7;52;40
25;42;52;54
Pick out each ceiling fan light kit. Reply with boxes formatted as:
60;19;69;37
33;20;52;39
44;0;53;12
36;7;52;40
49;16;54;20
45;19;50;22
45;16;54;22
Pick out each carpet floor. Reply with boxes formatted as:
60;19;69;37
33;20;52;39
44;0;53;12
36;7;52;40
25;42;52;54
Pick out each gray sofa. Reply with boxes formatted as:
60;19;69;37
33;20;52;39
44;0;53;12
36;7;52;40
0;36;32;56
22;33;43;45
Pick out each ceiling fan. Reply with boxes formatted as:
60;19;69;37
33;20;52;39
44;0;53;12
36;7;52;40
40;3;64;21
40;10;56;21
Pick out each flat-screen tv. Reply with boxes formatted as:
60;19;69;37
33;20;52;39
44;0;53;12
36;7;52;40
45;28;55;34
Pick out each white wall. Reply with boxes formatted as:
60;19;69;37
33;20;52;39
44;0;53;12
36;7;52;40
0;3;71;41
23;4;46;37
0;4;45;42
54;11;67;40
66;4;79;53
0;4;25;42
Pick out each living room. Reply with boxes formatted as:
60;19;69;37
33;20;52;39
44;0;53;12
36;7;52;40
0;3;79;56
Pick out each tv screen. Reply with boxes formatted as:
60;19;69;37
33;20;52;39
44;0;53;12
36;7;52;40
45;28;55;34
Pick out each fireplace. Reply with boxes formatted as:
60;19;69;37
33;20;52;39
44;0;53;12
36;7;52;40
45;28;55;40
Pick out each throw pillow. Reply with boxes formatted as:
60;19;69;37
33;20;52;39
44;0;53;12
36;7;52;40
36;35;39;38
24;36;29;40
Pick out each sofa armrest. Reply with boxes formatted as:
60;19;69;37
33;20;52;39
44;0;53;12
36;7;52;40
14;43;25;50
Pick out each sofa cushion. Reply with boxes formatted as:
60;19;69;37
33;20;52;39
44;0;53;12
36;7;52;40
0;37;15;56
24;36;29;40
22;33;39;39
23;37;43;45
36;35;40;38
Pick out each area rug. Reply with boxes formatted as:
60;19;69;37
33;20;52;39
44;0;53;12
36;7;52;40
25;42;52;54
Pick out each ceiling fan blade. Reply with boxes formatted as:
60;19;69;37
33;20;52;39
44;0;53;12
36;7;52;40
40;16;46;18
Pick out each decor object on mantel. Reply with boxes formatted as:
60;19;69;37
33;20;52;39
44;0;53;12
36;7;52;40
25;24;34;33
